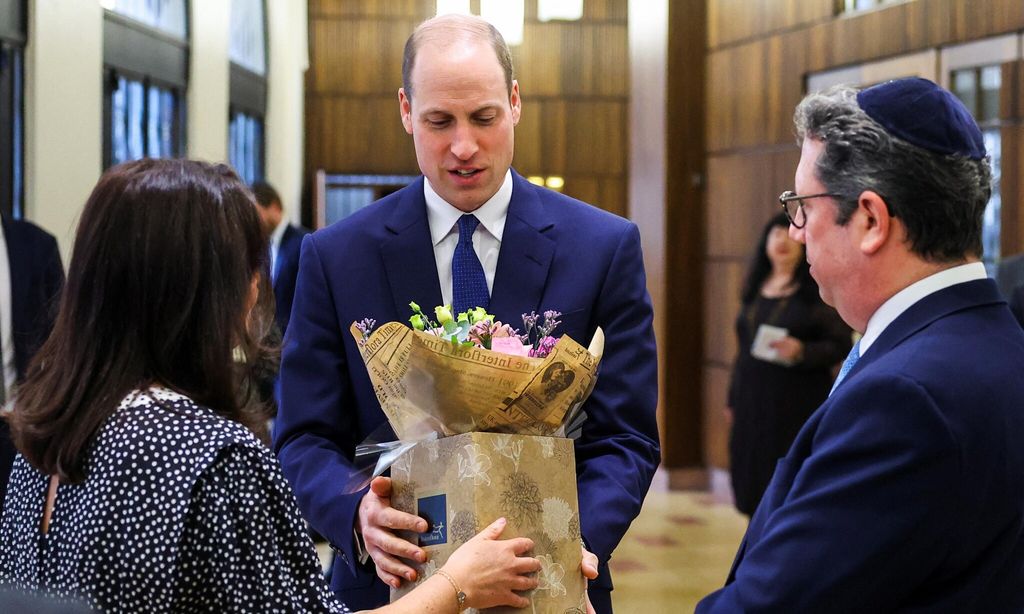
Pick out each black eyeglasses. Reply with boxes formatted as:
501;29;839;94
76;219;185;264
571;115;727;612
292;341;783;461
778;190;840;229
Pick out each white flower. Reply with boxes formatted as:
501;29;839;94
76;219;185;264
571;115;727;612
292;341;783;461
492;434;524;471
457;443;492;486
542;497;575;542
537;437;555;458
536;554;566;597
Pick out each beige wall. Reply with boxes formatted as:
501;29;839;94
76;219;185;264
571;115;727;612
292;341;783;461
266;0;309;225
628;0;668;452
21;0;308;254
25;0;104;259
187;0;232;163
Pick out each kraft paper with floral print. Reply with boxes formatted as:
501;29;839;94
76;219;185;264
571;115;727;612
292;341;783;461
391;432;587;614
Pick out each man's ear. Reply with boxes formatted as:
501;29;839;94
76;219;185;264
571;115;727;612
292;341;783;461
510;80;521;126
857;190;892;255
399;88;413;135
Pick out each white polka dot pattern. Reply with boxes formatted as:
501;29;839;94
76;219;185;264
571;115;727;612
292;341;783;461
0;388;349;613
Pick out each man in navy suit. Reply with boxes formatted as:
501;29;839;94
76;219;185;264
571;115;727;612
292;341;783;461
252;181;310;335
0;214;63;514
274;14;659;613
699;78;1024;612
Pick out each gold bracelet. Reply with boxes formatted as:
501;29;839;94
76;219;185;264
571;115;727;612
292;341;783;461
434;569;467;611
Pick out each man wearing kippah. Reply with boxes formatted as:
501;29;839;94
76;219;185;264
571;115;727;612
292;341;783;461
699;77;1024;612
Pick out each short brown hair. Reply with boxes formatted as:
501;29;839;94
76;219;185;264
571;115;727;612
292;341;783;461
402;14;514;101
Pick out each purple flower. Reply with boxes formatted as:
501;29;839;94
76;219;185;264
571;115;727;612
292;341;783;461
355;318;376;346
530;336;558;358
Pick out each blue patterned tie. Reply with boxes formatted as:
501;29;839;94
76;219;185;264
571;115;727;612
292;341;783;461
830;339;861;396
452;214;489;313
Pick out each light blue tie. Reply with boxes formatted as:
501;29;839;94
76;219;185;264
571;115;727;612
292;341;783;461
830;340;861;396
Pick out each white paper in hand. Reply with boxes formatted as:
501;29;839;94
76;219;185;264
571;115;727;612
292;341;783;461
750;324;792;365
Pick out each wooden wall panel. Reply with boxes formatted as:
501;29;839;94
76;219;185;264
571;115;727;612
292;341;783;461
708;0;833;49
703;260;744;367
703;365;732;469
305;1;630;220
706;148;798;258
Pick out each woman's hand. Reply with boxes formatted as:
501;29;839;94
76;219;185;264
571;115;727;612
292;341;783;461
770;336;804;364
440;517;540;610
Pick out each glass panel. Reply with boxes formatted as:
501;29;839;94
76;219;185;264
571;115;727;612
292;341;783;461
480;0;524;46
326;187;376;226
436;0;471;16
108;76;179;166
951;69;978;118
230;0;266;75
104;0;187;40
982;128;1001;275
12;47;23;219
979;65;1001;124
537;0;584;22
229;110;264;184
127;79;145;161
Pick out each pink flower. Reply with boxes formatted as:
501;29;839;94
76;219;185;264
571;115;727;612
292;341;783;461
491;337;532;357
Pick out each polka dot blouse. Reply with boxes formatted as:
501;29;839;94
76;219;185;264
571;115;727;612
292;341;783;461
0;387;349;613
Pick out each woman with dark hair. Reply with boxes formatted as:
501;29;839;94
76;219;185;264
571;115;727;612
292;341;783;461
726;212;851;517
0;159;540;612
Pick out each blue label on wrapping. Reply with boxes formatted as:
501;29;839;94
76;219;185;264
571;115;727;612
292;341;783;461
417;494;448;546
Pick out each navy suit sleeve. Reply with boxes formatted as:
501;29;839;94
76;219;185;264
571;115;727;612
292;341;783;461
273;235;368;575
698;375;959;613
576;223;661;569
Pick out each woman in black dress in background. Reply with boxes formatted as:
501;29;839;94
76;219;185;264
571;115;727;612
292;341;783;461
727;213;851;517
0;159;540;613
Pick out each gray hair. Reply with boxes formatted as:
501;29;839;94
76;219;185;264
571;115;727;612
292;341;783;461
794;84;992;262
402;14;514;102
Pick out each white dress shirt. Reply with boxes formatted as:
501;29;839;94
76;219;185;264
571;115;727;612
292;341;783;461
859;262;988;355
424;170;512;307
269;218;288;282
0;222;12;409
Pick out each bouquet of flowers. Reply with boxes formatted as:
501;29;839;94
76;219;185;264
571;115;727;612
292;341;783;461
350;304;603;613
357;302;565;359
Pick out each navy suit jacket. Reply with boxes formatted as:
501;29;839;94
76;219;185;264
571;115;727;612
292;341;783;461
273;223;311;335
0;215;64;513
698;279;1024;613
274;171;660;611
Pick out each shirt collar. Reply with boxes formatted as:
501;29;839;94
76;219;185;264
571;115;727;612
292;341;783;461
860;261;987;354
424;170;512;246
270;218;288;247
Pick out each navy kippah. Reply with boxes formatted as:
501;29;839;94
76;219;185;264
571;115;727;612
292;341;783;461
856;77;986;160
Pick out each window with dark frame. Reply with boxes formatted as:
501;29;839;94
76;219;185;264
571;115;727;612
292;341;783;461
229;0;267;185
950;64;1002;274
102;0;189;169
0;0;26;220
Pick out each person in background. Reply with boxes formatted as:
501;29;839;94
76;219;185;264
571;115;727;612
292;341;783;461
0;213;64;517
726;212;850;516
0;159;540;613
252;181;310;336
699;77;1024;612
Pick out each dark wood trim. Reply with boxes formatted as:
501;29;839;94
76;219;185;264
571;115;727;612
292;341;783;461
663;0;707;469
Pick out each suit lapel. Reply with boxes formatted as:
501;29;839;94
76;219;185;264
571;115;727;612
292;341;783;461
844;278;1001;381
488;172;556;324
2;217;27;333
380;179;444;319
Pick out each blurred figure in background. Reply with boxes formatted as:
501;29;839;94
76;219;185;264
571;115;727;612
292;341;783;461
0;160;539;613
726;212;850;516
0;213;64;517
252;181;309;337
